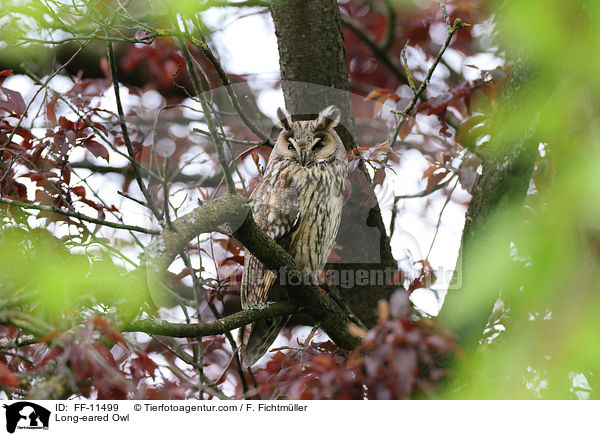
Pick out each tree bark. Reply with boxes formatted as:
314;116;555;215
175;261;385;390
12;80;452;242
270;0;397;327
270;0;356;140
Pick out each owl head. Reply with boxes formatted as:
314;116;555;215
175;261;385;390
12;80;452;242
273;105;346;167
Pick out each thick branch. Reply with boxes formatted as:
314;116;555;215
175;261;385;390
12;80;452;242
143;193;360;350
232;216;360;349
143;193;248;274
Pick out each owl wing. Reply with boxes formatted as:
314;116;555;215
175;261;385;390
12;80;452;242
238;171;300;366
241;173;300;306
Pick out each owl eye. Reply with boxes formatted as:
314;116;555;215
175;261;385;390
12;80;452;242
287;143;295;151
312;140;324;151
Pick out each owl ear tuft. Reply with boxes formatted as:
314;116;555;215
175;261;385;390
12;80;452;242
315;105;341;130
277;107;293;131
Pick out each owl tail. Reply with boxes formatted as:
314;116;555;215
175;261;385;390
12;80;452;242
238;315;290;367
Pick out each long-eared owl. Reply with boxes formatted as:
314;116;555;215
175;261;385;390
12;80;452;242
238;105;348;366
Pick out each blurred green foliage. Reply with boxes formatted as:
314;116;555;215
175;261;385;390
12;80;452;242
441;0;600;398
0;226;148;335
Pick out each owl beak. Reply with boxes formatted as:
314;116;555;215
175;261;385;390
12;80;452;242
300;150;308;167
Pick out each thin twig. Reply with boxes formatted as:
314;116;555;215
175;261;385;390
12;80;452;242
12;34;155;45
70;161;222;186
183;34;272;145
426;176;459;259
125;302;298;337
394;176;453;199
151;336;229;399
0;197;159;235
438;0;452;31
198;0;269;7
177;249;207;397
177;36;237;194
390;18;470;149
161;157;172;227
341;14;408;85
106;40;163;221
381;0;397;51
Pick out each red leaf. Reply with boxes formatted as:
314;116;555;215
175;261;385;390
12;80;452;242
352;146;370;155
80;198;102;210
0;70;14;77
0;87;26;117
62;165;71;185
365;88;399;102
425;170;448;193
35;189;54;205
90;317;129;348
214;237;243;256
220;255;245;266
0;362;19;388
72;186;86;198
58;116;75;130
408;260;437;292
252;151;260;170
422;165;439;179
46;98;57;124
104;330;128;349
70;344;95;380
91;122;108;135
144;382;186;400
131;353;158;380
398;116;415;141
327;248;342;262
132;141;146;161
39;329;65;343
91;316;111;327
92;344;118;367
13;181;27;200
39;347;65;368
83;138;109;162
373;168;386;186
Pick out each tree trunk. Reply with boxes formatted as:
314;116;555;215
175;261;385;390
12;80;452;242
270;0;397;327
270;0;356;140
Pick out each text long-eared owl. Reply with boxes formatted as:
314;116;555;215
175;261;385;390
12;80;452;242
238;105;348;366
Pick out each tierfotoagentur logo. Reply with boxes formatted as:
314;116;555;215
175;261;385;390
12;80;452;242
3;402;50;433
